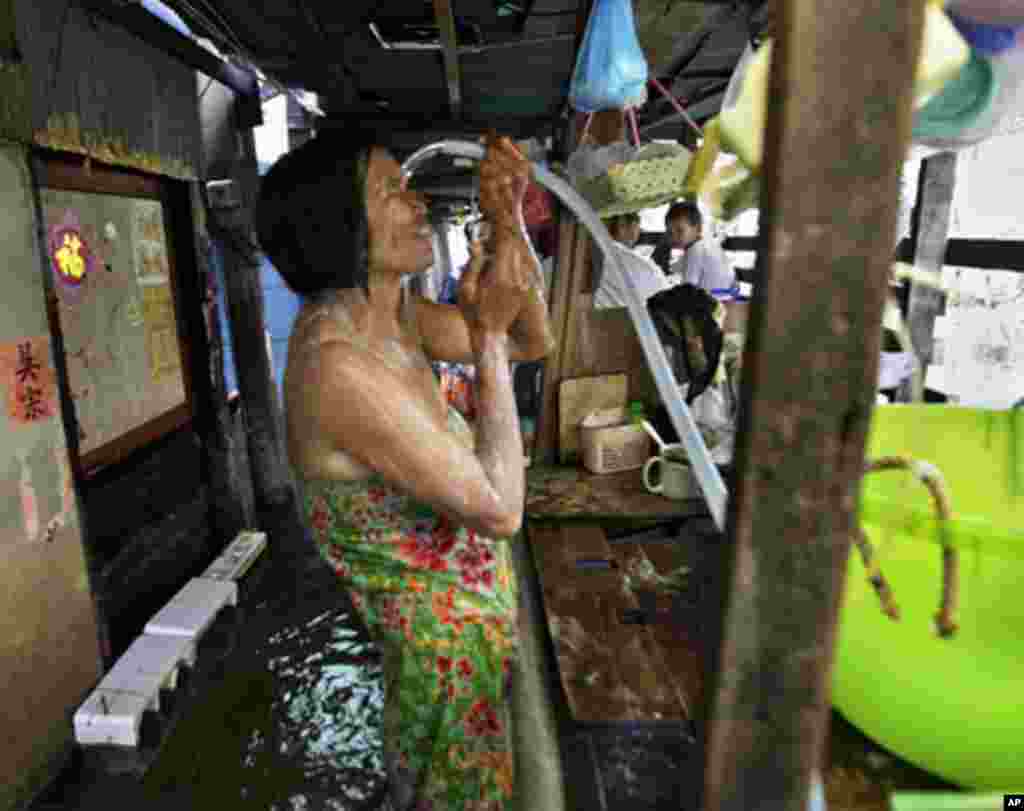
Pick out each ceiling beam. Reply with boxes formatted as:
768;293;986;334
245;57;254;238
319;111;554;146
75;0;262;126
459;33;576;54
656;2;740;80
433;0;463;118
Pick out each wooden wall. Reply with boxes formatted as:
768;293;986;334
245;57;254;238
0;3;258;806
0;144;102;811
12;0;201;179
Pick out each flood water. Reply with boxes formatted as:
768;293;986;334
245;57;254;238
32;519;959;811
140;552;389;810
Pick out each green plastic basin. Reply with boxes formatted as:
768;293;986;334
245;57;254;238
833;405;1024;790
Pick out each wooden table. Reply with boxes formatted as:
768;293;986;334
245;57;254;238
526;464;710;521
526;518;713;728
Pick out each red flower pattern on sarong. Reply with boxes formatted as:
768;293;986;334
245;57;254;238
397;530;455;572
463;699;503;738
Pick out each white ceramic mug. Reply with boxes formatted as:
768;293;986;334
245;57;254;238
642;444;697;499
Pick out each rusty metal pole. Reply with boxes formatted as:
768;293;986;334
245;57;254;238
702;2;928;810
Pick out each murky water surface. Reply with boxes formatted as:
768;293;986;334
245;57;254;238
143;562;388;810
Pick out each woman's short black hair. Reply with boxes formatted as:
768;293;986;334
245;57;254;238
255;127;378;297
665;200;701;228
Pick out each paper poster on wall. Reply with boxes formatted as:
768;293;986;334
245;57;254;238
141;283;181;382
40;188;188;462
0;336;59;426
132;200;170;284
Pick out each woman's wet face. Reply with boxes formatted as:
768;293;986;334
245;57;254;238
365;147;434;275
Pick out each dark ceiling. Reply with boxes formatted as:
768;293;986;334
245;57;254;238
160;0;766;205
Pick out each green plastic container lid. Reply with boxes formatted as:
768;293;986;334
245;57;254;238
913;51;998;140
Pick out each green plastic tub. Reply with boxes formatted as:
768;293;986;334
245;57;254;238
833;405;1024;790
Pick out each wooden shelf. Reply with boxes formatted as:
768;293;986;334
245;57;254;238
526;464;710;521
526;522;703;726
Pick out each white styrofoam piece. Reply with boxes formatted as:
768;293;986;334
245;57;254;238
74;689;152;747
144;577;237;639
97;634;195;703
202;530;267;582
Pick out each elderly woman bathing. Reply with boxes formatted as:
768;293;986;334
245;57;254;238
256;129;554;810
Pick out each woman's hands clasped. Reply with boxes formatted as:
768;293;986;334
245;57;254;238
458;135;535;349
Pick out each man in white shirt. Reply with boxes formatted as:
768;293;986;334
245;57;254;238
665;200;736;294
594;212;671;309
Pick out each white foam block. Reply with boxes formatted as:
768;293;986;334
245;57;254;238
97;634;195;704
144;577;237;639
202;530;267;582
74;689;152;747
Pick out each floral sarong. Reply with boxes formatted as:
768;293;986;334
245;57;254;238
302;409;519;811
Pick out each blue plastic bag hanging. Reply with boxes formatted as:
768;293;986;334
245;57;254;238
568;0;650;113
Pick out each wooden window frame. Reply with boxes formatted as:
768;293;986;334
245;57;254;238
36;154;194;478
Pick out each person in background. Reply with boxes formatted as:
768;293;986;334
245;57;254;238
593;211;671;309
665;200;736;294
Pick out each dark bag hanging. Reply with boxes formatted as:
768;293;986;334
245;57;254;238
646;283;724;405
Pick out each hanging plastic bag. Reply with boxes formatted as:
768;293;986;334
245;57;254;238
568;0;649;113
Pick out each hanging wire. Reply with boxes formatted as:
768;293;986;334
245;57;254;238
178;0;251;59
169;0;325;116
648;76;703;140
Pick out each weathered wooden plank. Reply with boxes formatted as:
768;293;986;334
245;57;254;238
527;523;690;723
570;294;659;404
209;162;296;521
0;0;31;143
215;232;293;516
608;541;706;711
169;180;251;539
897;236;1024;272
906;152;957;399
432;0;463;118
535;109;624;464
535;204;580;463
526;464;708;520
14;0;201;177
703;2;929;810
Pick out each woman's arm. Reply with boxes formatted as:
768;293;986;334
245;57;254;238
417;138;554;364
416;234;554;364
304;338;524;538
504;230;557;360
